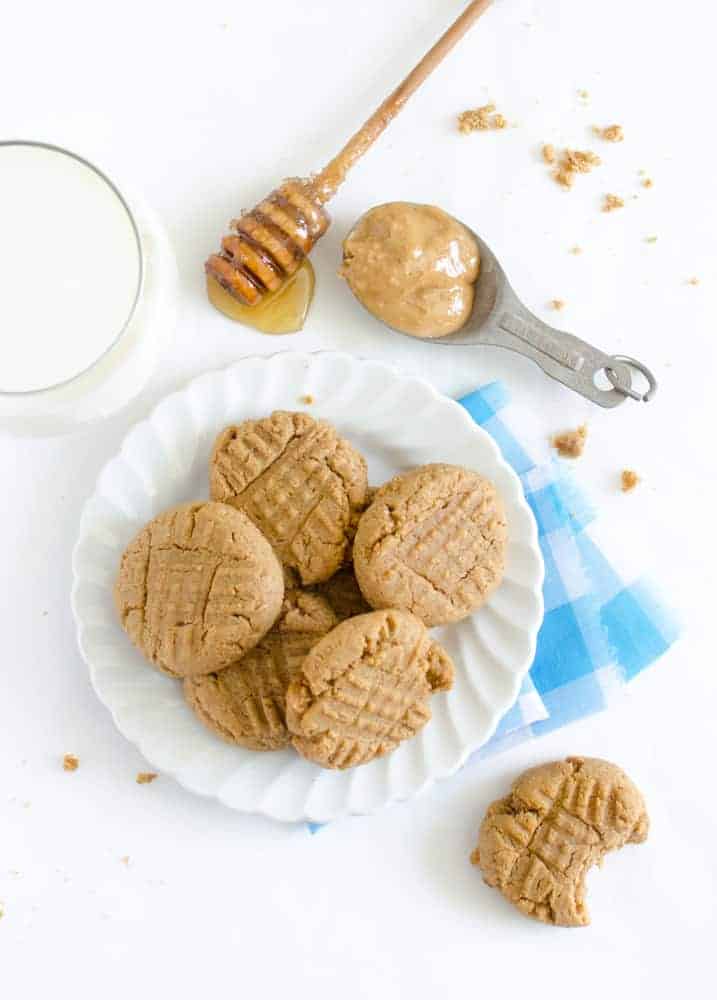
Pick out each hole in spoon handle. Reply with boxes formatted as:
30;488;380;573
486;308;657;408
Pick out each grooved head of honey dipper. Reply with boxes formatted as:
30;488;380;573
205;178;330;308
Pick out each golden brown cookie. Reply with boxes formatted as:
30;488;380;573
353;463;507;627
184;587;337;750
285;609;454;769
471;757;649;927
315;566;372;622
210;411;368;586
114;502;284;678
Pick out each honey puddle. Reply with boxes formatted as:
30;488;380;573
206;259;315;334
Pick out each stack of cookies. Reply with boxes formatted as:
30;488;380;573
114;411;507;770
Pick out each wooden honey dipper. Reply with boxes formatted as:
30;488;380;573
205;0;493;307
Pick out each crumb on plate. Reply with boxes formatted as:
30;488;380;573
63;754;79;772
549;298;566;311
458;104;507;133
552;424;588;458
136;772;158;785
603;193;625;212
577;89;590;100
687;276;700;286
621;469;640;492
120;856;130;865
542;143;556;164
593;124;624;142
569;245;583;255
299;394;314;405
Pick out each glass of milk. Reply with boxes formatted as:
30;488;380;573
0;141;178;435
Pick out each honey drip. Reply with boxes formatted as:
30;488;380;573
206;259;315;334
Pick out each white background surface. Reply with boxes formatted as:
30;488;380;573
1;0;715;995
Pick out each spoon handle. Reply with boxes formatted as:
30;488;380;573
480;292;657;407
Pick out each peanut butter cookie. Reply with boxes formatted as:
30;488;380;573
286;609;454;769
353;463;507;627
114;502;284;678
210;411;368;585
184;585;336;751
471;757;649;926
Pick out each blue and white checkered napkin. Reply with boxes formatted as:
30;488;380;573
459;381;680;759
306;382;678;830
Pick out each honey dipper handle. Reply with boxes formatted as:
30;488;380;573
311;0;493;204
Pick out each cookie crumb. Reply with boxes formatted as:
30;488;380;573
554;166;575;189
603;193;625;212
542;143;556;164
120;856;130;865
551;149;601;189
564;149;601;174
458;104;507;133
549;299;566;311
299;394;314;405
136;772;158;784
552;425;587;458
577;89;590;101
687;276;700;286
62;754;79;772
621;469;640;492
569;245;583;255
642;177;654;189
593;124;624;142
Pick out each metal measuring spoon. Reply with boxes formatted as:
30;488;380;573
364;226;658;408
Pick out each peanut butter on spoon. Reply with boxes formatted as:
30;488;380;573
340;202;480;338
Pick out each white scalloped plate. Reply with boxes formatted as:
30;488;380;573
71;352;544;822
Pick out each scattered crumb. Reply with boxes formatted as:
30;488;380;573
551;148;601;189
593;124;624;142
602;193;625;212
458;104;507;133
564;149;601;174
641;177;654;188
569;245;583;255
554;166;575;189
552;425;588;459
136;772;158;784
621;469;640;493
120;856;130;866
577;89;590;101
645;236;658;244
687;277;700;286
62;753;79;772
549;299;566;311
299;394;314;405
542;143;556;164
